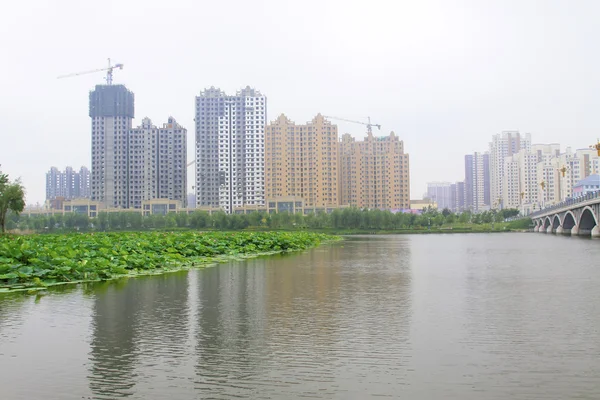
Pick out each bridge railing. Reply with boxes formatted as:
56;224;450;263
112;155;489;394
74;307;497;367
529;190;600;218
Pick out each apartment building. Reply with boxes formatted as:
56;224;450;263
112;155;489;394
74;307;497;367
90;84;135;208
464;152;490;212
489;131;531;208
502;144;560;212
340;131;410;210
195;86;266;213
450;181;466;212
265;114;339;207
128;117;187;209
45;166;90;200
426;182;452;210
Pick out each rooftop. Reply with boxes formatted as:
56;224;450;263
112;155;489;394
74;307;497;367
574;174;600;188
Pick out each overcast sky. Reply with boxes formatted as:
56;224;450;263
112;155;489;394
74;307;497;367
1;0;599;205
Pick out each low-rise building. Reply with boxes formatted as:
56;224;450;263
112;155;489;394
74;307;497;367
572;174;600;198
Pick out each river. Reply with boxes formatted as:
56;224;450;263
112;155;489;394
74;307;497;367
1;233;600;399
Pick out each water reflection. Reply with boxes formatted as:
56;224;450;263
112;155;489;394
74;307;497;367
5;234;599;399
88;273;189;398
190;239;413;398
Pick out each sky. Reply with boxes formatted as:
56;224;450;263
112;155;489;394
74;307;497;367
1;0;600;205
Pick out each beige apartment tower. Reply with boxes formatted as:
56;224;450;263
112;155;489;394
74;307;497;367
340;131;410;210
265;114;340;207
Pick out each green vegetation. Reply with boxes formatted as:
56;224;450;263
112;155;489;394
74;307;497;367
0;167;25;234
8;207;527;234
0;231;336;291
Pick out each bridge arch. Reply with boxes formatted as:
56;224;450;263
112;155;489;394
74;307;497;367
552;215;561;230
578;206;598;231
562;211;576;230
543;216;552;229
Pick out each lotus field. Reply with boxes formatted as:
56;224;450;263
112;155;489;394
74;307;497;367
0;231;337;291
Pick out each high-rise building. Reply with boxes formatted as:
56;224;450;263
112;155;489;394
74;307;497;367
195;87;266;213
265;114;340;206
74;166;90;199
426;182;452;210
340;131;410;210
502;144;560;212
128;117;187;209
489;131;531;208
90;84;135;208
464;152;490;212
450;181;466;212
46;166;90;201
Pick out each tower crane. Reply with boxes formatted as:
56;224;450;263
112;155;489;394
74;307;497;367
57;58;124;85
323;115;381;134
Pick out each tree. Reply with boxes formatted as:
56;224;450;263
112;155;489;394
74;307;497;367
0;169;26;234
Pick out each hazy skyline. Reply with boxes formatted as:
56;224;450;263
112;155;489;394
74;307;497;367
2;0;600;205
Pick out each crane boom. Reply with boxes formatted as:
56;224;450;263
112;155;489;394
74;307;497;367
57;58;124;85
323;115;381;134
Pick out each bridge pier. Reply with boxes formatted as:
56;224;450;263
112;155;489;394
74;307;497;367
556;226;564;234
534;225;539;232
546;226;553;233
592;226;600;238
571;225;579;236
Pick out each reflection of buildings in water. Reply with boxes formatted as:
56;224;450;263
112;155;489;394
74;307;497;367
262;247;344;342
88;274;189;398
193;263;269;393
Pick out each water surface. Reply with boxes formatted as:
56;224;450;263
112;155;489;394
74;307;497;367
1;233;600;399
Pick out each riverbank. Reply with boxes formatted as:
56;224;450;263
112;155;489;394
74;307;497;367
0;231;339;292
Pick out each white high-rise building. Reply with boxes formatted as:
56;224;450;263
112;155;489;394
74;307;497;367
128;117;187;209
195;86;266;213
534;144;561;208
502;144;560;213
489;131;531;208
464;152;491;211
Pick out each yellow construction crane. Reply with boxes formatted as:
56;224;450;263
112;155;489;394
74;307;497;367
323;115;381;134
590;139;600;156
57;58;124;85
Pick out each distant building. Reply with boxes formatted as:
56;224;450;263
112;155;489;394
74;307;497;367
426;182;452;210
450;181;466;212
195;86;266;213
503;144;560;211
572;174;600;198
340;131;410;210
128;117;187;209
265;114;340;207
464;152;490;212
45;166;90;202
489;131;531;208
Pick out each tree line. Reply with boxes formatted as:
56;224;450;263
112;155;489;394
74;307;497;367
6;206;523;233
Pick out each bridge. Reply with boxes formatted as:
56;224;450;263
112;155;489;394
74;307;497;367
529;191;600;237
